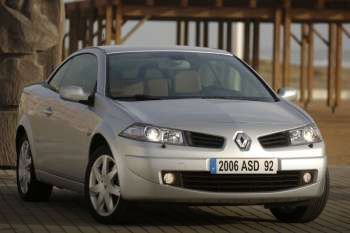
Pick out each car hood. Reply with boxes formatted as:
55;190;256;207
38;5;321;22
115;99;309;131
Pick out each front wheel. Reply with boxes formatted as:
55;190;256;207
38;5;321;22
85;146;127;224
270;169;329;223
16;135;52;201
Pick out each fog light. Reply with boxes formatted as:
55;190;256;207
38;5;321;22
303;172;312;184
163;173;176;185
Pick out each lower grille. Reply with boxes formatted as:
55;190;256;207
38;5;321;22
172;170;316;192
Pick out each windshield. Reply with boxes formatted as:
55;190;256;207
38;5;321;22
107;52;276;102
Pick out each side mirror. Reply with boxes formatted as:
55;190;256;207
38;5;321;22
59;85;92;105
277;87;297;101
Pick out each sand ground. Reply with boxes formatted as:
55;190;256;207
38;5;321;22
305;101;350;165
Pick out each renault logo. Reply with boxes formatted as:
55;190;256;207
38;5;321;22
234;131;251;151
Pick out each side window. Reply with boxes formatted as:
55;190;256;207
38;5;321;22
60;54;98;94
49;59;73;91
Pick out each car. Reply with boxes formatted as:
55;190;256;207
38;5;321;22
16;46;328;224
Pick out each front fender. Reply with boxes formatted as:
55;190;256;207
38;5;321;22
17;114;38;168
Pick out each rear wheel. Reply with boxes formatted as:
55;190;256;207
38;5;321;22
16;135;53;201
270;169;329;223
85;146;127;224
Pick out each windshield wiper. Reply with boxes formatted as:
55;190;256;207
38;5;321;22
200;96;272;101
113;94;163;101
199;96;238;99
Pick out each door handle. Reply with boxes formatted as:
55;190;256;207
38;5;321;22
43;107;53;117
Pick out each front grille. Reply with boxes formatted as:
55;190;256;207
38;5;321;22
174;170;316;192
186;132;225;149
258;131;290;148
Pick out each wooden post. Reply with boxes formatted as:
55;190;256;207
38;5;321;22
180;0;188;45
105;4;113;44
333;23;343;112
227;21;232;52
282;9;291;87
252;21;260;70
97;18;103;45
300;24;308;104
218;21;224;49
86;19;94;46
69;15;79;54
272;10;282;91
203;21;209;47
115;3;123;45
176;21;181;45
327;23;337;106
305;24;314;108
244;21;251;64
196;21;201;46
184;21;189;45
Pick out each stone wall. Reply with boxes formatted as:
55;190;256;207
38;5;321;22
0;0;64;166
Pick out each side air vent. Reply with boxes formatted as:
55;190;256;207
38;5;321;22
258;131;290;148
186;132;225;149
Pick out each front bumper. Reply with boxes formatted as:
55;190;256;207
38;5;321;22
114;138;327;205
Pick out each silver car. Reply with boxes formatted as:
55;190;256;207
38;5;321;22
16;46;328;224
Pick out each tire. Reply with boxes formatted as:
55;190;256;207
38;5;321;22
270;169;329;223
85;145;127;224
16;135;53;202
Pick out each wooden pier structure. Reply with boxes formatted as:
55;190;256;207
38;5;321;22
64;0;350;111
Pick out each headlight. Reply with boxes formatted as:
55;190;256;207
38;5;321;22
289;124;322;146
120;124;184;145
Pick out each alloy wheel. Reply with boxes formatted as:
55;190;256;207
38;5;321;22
89;155;120;216
18;140;32;194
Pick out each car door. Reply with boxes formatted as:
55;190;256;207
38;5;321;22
31;58;73;173
40;53;100;183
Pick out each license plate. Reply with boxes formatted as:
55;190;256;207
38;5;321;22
210;158;278;174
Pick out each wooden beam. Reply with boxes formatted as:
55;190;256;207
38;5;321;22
300;24;308;104
313;28;329;45
333;23;343;112
215;0;224;8
342;26;350;38
249;0;257;8
317;0;326;8
180;0;188;7
305;24;314;108
120;6;274;21
67;4;350;23
283;0;291;8
291;9;350;22
115;3;123;45
272;10;282;91
282;9;291;87
105;4;113;44
327;23;337;106
244;21;251;64
252;21;260;70
291;33;301;45
121;15;150;44
146;0;154;6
